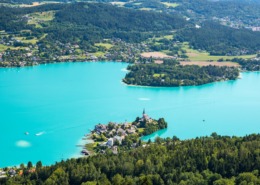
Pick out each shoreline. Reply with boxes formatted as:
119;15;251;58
80;113;168;156
0;59;130;69
121;77;241;89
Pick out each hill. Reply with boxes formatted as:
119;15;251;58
0;134;259;184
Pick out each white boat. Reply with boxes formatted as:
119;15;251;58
24;132;29;135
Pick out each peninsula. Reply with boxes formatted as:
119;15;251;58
83;110;167;155
123;59;240;87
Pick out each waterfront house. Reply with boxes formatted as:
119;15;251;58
95;124;107;134
8;169;16;176
107;138;114;147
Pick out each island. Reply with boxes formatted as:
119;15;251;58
83;110;167;155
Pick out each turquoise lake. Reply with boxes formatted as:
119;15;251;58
0;62;260;167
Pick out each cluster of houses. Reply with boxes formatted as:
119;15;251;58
0;170;7;179
84;110;152;155
0;168;36;179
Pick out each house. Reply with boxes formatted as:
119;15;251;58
127;126;136;134
113;136;122;144
95;124;107;134
112;146;118;154
117;128;126;136
8;169;16;176
107;138;114;147
0;170;7;179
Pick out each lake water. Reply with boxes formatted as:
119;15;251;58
0;62;259;167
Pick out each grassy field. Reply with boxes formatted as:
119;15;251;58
0;44;19;52
162;2;179;8
15;36;39;44
182;43;256;61
27;11;55;28
93;51;105;57
95;43;113;50
152;34;174;41
180;61;239;67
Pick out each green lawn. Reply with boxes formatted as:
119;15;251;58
153;73;165;78
182;43;256;61
0;44;17;52
153;34;174;41
93;51;105;57
27;11;55;28
95;43;113;50
137;128;145;134
15;37;39;44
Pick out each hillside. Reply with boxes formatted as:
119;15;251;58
0;134;259;184
176;22;260;55
0;2;187;66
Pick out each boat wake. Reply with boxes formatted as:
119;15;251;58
138;98;151;101
35;131;45;136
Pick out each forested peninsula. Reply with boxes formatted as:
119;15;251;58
1;134;259;185
123;60;240;87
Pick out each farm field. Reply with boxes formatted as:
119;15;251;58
182;43;256;61
180;61;239;67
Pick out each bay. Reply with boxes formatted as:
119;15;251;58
0;62;259;167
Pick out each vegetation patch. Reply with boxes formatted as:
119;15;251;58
182;43;256;61
124;60;239;87
180;61;240;67
95;43;113;50
27;11;55;28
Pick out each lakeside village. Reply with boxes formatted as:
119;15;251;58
0;110;167;179
81;110;168;156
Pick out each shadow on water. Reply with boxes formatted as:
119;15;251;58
141;128;168;141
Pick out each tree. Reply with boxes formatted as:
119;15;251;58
36;161;42;170
112;174;124;185
44;168;69;185
213;178;235;185
27;161;33;169
235;172;259;185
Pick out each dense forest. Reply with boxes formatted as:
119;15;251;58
231;58;260;71
123;62;239;87
1;134;259;184
175;22;260;56
50;3;186;43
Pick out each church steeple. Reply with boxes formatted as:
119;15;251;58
143;108;145;115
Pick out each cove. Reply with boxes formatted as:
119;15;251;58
0;62;259;167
